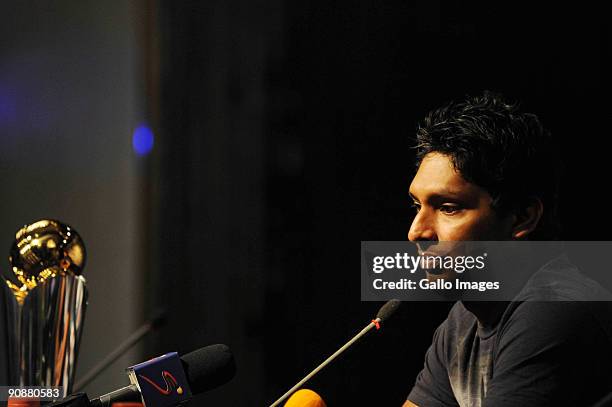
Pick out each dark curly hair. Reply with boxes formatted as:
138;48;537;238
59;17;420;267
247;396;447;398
415;91;562;240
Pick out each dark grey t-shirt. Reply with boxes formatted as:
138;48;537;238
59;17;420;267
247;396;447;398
407;255;612;407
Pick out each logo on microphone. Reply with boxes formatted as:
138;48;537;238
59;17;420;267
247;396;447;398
138;371;184;396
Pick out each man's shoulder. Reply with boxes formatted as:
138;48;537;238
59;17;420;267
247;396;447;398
518;253;612;301
498;254;612;339
497;299;612;351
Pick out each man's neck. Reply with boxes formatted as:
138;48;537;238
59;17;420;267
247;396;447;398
461;301;509;329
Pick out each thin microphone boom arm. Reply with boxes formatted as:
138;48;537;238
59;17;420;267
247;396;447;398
268;299;400;407
269;318;380;407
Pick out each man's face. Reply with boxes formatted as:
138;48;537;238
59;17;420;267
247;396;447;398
408;152;513;242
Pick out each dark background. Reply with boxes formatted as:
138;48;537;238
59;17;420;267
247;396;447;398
150;1;611;405
1;1;610;406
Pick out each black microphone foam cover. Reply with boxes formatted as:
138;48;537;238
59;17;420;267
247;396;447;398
180;344;236;394
376;299;401;322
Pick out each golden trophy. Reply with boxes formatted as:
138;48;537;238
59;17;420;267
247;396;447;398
2;220;88;397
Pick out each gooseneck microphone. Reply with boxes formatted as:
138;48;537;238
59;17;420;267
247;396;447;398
89;344;235;407
374;298;402;321
268;299;401;407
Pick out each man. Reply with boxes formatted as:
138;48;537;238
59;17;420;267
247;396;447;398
403;92;612;407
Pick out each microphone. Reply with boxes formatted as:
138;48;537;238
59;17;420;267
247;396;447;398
284;389;326;407
268;300;401;407
89;344;235;407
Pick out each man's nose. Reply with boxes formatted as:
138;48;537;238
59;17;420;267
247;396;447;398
408;210;436;241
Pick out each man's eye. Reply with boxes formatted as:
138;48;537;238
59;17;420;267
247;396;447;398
439;204;461;214
411;202;421;212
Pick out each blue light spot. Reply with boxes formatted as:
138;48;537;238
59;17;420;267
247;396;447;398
0;86;17;124
133;124;154;156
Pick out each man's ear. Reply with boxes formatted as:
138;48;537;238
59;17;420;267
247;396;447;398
512;197;544;239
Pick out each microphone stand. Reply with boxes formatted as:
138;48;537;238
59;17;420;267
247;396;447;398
73;310;166;391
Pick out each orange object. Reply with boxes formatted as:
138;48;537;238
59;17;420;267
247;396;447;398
284;389;327;407
7;397;40;407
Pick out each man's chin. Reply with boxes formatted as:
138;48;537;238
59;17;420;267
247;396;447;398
425;269;457;281
423;270;463;300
